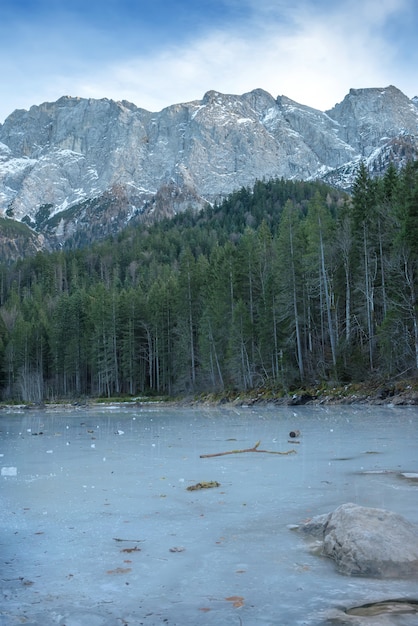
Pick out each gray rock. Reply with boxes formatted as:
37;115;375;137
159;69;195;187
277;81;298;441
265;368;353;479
326;86;418;157
298;512;331;538
298;503;418;578
0;86;417;251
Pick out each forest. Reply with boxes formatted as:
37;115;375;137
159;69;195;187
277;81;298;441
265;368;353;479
0;160;417;402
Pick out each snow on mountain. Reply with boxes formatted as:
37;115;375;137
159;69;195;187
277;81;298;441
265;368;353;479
0;85;417;251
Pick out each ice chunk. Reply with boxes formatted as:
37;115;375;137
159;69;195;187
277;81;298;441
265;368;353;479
1;466;17;476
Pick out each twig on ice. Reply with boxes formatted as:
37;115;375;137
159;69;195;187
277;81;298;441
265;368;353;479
200;440;296;458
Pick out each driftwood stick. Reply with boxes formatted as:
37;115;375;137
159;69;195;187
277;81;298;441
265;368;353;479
200;440;296;458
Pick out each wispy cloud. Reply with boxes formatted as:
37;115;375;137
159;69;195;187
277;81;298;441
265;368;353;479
0;0;416;122
71;0;415;111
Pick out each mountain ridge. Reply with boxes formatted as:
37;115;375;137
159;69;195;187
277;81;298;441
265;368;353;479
0;84;417;255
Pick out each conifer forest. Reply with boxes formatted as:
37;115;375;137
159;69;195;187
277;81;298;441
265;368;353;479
0;161;417;402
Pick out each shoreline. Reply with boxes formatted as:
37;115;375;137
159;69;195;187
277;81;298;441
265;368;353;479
2;382;418;412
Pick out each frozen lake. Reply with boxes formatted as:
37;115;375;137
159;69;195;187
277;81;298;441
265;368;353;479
1;403;418;625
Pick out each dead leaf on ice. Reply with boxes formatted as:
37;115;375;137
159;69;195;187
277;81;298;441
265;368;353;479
187;481;220;491
106;567;132;575
120;546;141;553
225;595;244;608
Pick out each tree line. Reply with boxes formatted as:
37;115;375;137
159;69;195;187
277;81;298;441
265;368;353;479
0;163;417;401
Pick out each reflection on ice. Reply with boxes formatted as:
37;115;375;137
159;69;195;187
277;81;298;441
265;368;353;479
1;404;418;625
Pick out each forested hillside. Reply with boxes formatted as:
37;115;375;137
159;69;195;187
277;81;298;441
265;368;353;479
0;163;417;402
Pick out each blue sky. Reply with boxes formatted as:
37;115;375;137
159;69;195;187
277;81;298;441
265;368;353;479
0;0;416;123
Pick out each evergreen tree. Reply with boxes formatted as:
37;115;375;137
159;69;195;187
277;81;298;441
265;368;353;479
0;171;416;400
275;200;306;383
304;192;337;376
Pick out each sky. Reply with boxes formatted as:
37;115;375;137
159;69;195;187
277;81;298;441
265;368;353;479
0;0;417;124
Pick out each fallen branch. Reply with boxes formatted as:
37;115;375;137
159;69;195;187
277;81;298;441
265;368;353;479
200;440;296;458
113;538;145;543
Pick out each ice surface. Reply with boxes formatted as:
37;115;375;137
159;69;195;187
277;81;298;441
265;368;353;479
1;404;417;625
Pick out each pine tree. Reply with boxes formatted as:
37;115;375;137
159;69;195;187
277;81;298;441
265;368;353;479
276;200;306;383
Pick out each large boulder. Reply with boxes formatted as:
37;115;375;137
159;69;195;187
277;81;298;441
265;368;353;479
298;503;418;578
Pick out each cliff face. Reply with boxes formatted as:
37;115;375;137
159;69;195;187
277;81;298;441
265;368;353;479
0;85;417;253
326;86;418;155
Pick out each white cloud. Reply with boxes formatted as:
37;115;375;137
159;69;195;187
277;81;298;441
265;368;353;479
0;0;415;122
69;0;412;112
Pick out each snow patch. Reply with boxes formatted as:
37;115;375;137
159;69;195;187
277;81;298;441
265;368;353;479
191;105;206;120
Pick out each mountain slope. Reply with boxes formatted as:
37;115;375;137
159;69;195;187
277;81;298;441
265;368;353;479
0;85;417;254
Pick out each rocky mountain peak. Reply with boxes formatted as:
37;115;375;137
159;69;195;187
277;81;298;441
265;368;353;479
0;85;417;256
326;86;417;156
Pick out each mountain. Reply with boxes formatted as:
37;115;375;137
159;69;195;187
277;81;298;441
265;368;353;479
0;85;417;255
